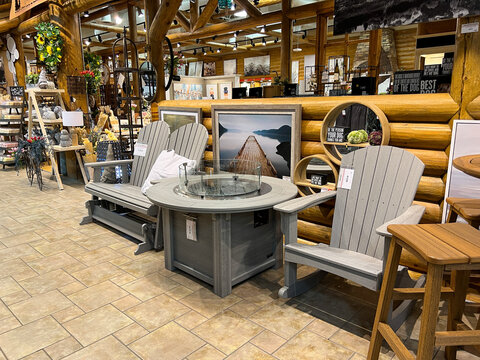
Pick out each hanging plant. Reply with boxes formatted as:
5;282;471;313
83;51;102;93
34;22;63;73
79;70;98;95
164;52;183;75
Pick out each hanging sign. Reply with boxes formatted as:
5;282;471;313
10;0;48;20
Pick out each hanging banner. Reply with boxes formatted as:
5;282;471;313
10;0;48;20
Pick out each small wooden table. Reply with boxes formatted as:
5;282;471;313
368;223;480;360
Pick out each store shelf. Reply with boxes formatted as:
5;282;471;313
323;141;370;148
295;181;336;191
32;118;63;125
51;145;85;152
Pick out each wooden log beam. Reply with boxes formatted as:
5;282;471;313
15;11;49;35
234;0;262;17
13;33;26;87
286;0;333;20
82;22;146;36
176;11;191;32
192;0;218;32
467;95;480;119
63;0;112;15
80;1;128;23
190;0;198;31
280;0;291;80
368;29;382;81
0;17;20;34
127;4;139;98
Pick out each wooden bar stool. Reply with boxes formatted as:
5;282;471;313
446;197;480;229
367;223;480;360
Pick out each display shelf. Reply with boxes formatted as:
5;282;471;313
293;154;339;197
0;86;25;170
323;141;370;148
295;180;336;190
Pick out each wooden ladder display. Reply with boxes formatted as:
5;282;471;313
26;88;86;190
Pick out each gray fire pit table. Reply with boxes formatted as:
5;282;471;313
146;175;298;297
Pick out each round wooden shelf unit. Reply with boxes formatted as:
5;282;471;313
320;100;390;165
293;154;338;197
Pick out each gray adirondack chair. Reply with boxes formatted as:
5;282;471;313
81;122;208;255
274;146;426;330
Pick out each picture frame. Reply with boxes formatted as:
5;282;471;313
244;55;270;76
158;106;202;132
203;62;216;77
219;82;232;99
206;84;218;99
223;59;237;75
442;120;480;222
212;105;302;180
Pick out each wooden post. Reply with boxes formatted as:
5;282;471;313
145;0;164;101
314;13;327;95
13;34;26;87
281;0;292;81
368;29;382;93
190;0;198;32
127;4;139;100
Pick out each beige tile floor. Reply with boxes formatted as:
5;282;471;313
0;170;478;360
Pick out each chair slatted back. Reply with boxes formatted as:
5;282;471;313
167;123;209;163
330;146;424;259
130;121;170;187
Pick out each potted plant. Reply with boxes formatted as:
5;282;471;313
83;51;102;94
264;72;283;98
25;73;39;88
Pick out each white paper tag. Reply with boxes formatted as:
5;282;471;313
338;168;354;190
461;22;479;34
186;218;197;241
133;143;148;157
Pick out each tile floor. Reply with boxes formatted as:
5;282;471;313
0;170;478;360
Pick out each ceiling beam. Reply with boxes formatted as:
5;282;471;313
192;0;218;32
63;0;113;15
190;0;198;31
81;1;128;23
149;0;183;41
175;11;190;32
82;21;146;36
234;0;262;17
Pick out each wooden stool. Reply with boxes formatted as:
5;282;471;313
446;197;480;229
368;223;480;360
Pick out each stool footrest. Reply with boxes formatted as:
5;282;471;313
378;323;415;360
435;330;480;346
392;287;454;300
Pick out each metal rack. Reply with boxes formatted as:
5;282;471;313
0;86;25;169
112;28;143;157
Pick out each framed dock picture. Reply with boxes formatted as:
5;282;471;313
212;105;302;180
158;106;202;132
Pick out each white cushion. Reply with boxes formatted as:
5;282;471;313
141;150;196;194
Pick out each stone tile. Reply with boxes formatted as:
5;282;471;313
114;322;148;345
33;239;85;257
68;281;128;312
0;316;21;334
126;294;190;331
73;247;119;266
58;281;86;296
28;253;82;274
52;305;85;323
193;310;263;355
10;290;73;324
109;255;132;267
0;277;22;297
119;257;163;278
0;299;13;320
231;282;276;307
170;273;205;291
175;310;208;330
249;301;314;339
0;316;69;360
63;304;133;346
0;225;13;239
121;273;178;301
180;288;242;318
0;244;38;262
187;344;226;360
19;269;75;295
62;336;138;360
75;235;120;250
44;337;82;360
229;300;261;317
165;285;194;300
274;330;353;360
306;317;344;339
21;350;51;360
0;259;37;282
227;343;275;360
111;295;142;311
129;321;205;360
0;231;42;247
71;262;125;286
251;330;287;354
2;290;31;306
109;272;136;286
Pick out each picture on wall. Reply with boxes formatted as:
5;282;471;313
173;83;203;100
223;59;237;75
244;55;270;76
158;106;202;132
219;82;232;99
188;61;203;77
206;84;218;99
334;0;480;35
212;105;302;180
442;120;480;222
203;62;216;77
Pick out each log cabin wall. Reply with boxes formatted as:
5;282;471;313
154;93;458;252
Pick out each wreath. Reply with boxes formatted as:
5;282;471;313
34;22;63;73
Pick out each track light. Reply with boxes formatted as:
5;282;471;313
260;25;265;33
116;33;121;39
212;35;216;40
210;47;213;53
253;0;259;5
83;11;89;18
97;35;102;43
215;7;219;14
234;30;239;38
250;39;255;47
233;43;237;50
137;9;144;17
231;2;236;10
173;19;178;25
85;37;91;46
193;49;197;55
202;48;206;55
262;37;266;46
217;48;221;53
302;30;307;39
274;38;278;43
25;34;31;39
177;42;181;47
196;38;200;44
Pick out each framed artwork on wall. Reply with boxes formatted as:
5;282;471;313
219;82;232;99
244;55;270;76
173;83;203;101
158;106;202;132
203;62;216;77
223;59;237;75
212;105;302;180
206;84;218;99
442;120;480;222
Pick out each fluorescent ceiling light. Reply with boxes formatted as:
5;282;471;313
234;10;247;17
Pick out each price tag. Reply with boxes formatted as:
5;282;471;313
461;22;479;34
338;168;354;190
133;143;148;157
186;218;197;241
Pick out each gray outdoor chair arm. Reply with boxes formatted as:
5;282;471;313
274;191;337;214
376;205;426;238
84;159;134;168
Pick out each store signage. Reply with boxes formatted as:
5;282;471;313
327;127;349;142
423;65;441;77
311;174;327;186
461;22;479;34
420;78;438;94
338;168;354;190
133;143;148;157
442;56;454;75
10;0;47;19
393;71;422;94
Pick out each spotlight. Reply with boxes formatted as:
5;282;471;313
250;39;255;47
116;33;121;39
97;35;102;43
25;34;31;39
302;30;307;39
260;25;265;33
212;35;216;40
210;47;213;53
193;49;197;55
177;42;181;47
115;15;122;24
196;38;200;44
215;7;219;14
83;11;89;18
231;2;236;10
233;43;237;50
202;48;206;55
108;56;112;60
274;38;278;43
234;30;239;38
262;37;266;46
217;48;221;53
253;0;259;5
137;9;144;17
173;19;178;25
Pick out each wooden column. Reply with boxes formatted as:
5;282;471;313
368;29;382;78
13;34;26;87
49;3;87;112
190;0;198;32
314;13;327;94
281;0;292;80
127;4;139;99
145;0;164;101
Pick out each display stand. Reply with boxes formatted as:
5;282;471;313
26;88;86;190
0;86;25;169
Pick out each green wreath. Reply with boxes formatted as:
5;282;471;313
34;22;64;73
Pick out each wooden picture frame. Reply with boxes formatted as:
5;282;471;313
158;106;202;132
212;104;302;180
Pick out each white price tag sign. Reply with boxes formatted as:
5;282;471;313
338;168;354;190
133;143;148;157
461;22;479;34
186;218;197;241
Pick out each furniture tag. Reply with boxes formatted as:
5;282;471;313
461;22;479;34
338;168;354;190
133;143;148;157
186;218;197;241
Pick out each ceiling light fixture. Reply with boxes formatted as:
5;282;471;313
196;38;200;44
212;35;217;40
83;11;89;17
233;43;237;50
202;48;206;55
260;25;265;33
193;49;197;55
177;42;181;47
137;9;144;17
97;35;102;42
85;37;91;46
302;30;307;39
234;31;239;38
262;37;266;46
173;19;178;25
274;38;279;43
250;39;255;47
217;48;221;53
25;34;31;39
115;15;122;24
231;2;236;10
210;47;214;53
116;33;121;39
